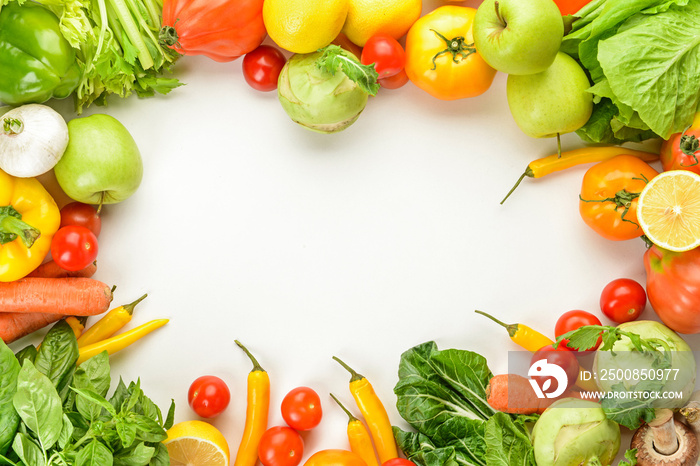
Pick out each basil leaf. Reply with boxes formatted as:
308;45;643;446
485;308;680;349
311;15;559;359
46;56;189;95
74;353;111;422
11;433;45;466
34;321;78;389
131;415;166;443
13;346;37;367
110;378;129;414
114;442;154;466
483;413;536;466
57;414;74;450
148;443;169;466
13;361;63;452
0;453;18;466
71;388;117;420
116;418;137;449
75;439;113;466
163;401;175;430
0;340;20;455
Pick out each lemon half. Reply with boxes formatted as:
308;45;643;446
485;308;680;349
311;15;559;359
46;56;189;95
638;170;700;252
164;420;230;466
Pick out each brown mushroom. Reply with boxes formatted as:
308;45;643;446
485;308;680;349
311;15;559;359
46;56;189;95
631;409;699;465
680;390;700;437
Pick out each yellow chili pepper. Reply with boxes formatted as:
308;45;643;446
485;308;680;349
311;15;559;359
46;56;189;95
330;393;380;466
475;310;554;353
0;169;60;282
333;356;398;464
77;293;147;347
66;316;88;339
234;340;270;466
77;318;168;364
475;310;598;391
500;146;660;204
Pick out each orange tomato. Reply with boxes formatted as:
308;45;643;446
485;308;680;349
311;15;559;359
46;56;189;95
404;6;496;100
304;449;368;466
579;155;659;241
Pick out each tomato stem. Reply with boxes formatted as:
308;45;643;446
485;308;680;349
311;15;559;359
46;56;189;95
429;29;476;71
159;24;181;48
579;189;642;228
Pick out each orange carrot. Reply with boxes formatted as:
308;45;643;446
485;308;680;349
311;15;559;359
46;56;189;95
0;312;64;343
0;277;113;316
27;261;97;279
486;374;585;415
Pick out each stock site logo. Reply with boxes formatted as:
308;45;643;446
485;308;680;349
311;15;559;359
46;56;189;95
529;358;569;399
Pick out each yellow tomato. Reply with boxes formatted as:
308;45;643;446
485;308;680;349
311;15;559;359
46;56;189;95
405;6;496;100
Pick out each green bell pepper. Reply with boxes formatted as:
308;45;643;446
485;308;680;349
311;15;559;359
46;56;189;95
0;2;81;105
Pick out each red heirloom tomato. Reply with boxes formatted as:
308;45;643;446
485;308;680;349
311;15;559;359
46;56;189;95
258;426;304;466
50;225;98;271
579;155;659;241
644;245;700;334
161;0;266;62
660;114;700;175
404;6;496;100
555;310;602;350
303;449;367;466
600;278;646;324
59;202;101;237
188;375;231;418
243;45;287;92
361;34;406;79
530;345;579;392
281;386;323;431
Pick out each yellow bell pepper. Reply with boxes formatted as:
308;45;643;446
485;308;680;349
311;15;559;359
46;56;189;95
0;169;60;282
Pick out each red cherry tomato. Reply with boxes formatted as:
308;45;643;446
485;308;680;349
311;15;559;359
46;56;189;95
59;202;101;237
242;45;287;92
187;375;230;418
555;310;602;351
383;460;418;466
361;33;406;79
600;278;647;323
281;386;322;431
530;345;579;394
379;69;409;90
50;226;98;272
258;426;304;466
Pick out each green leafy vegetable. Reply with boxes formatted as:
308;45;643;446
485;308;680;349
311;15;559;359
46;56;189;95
394;342;535;466
1;0;182;113
562;0;700;143
316;45;380;96
0;321;174;466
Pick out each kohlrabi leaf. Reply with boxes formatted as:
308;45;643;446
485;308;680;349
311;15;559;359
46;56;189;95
316;45;380;96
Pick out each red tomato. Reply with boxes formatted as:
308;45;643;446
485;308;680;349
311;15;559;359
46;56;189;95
555;310;602;350
379;69;409;90
660;115;700;175
258;426;304;466
281;386;322;431
361;34;406;79
553;0;592;16
188;375;230;418
600;278;647;324
243;45;287;92
161;0;265;62
530;345;579;394
383;460;417;466
50;226;98;272
59;202;101;237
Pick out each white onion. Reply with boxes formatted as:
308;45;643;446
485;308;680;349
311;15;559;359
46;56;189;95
0;104;69;177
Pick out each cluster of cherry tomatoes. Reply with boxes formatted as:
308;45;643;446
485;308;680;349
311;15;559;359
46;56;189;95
51;202;101;272
531;277;648;392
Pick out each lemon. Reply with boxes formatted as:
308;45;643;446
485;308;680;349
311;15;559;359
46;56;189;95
638;170;700;252
342;0;422;46
164;420;230;466
263;0;349;54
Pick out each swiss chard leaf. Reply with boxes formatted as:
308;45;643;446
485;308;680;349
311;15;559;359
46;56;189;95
12;361;63;452
483;413;536;466
393;427;482;466
0;340;20;455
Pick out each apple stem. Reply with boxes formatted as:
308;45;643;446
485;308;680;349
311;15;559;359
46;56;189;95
96;192;105;216
494;1;507;27
557;133;562;158
429;29;476;71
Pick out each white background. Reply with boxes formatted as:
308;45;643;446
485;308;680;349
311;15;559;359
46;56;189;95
12;0;700;462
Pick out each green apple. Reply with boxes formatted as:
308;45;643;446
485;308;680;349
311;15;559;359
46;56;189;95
506;51;593;139
473;0;564;75
54;114;143;205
